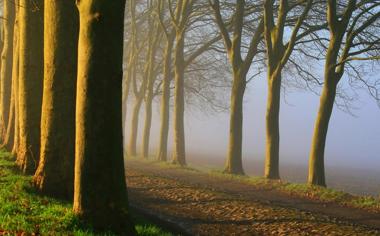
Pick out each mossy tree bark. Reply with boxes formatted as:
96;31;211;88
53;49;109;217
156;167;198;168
73;0;135;233
33;0;78;199
0;0;15;139
17;0;44;174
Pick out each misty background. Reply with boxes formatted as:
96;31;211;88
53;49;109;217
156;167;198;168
124;71;380;196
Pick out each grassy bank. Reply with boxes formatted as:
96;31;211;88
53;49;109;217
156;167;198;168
0;151;172;235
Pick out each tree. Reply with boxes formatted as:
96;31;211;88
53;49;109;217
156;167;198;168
33;0;78;199
141;1;163;158
11;0;19;156
170;0;196;166
127;0;148;157
308;0;380;186
210;0;263;174
73;0;135;233
0;0;15;140
17;0;44;174
156;1;175;162
263;0;314;179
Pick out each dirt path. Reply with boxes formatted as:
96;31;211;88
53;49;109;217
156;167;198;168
126;159;380;235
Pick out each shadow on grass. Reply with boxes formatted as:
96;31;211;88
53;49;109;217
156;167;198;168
0;151;173;236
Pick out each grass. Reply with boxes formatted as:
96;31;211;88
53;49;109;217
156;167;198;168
127;156;380;213
0;151;173;236
212;169;380;212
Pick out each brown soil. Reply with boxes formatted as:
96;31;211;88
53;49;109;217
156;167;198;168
126;159;380;236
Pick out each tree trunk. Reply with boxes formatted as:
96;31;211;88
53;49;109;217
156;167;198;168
224;71;246;175
141;28;160;159
33;0;78;199
73;0;135;233
11;2;19;157
128;97;143;157
172;32;186;166
17;0;44;174
122;60;131;149
157;34;174;162
1;84;14;150
141;94;153;158
264;72;281;179
308;78;337;187
0;0;15;139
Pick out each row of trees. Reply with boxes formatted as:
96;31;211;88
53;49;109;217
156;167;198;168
0;0;379;233
123;0;380;187
0;0;135;233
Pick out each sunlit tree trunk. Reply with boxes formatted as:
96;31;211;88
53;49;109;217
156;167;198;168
308;0;358;187
264;71;281;179
263;0;313;180
11;1;19;157
308;77;337;187
73;0;135;233
0;0;15;139
157;33;175;162
224;71;246;174
308;37;341;187
211;0;263;175
17;0;44;174
33;0;78;199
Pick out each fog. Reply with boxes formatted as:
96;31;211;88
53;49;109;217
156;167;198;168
124;73;380;195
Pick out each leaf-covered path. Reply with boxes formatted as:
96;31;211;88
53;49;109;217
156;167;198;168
125;159;380;236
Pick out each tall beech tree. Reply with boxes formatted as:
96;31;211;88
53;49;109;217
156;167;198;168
11;0;19;156
1;69;15;150
33;0;78;199
155;1;222;162
141;2;162;159
17;0;44;174
0;0;15;139
127;0;147;157
170;0;195;166
308;0;380;186
156;1;175;162
2;0;18;150
73;0;135;233
263;0;314;179
210;0;263;174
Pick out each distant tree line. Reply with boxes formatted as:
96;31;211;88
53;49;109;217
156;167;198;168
0;0;379;233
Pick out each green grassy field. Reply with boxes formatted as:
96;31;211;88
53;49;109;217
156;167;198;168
0;151;172;236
